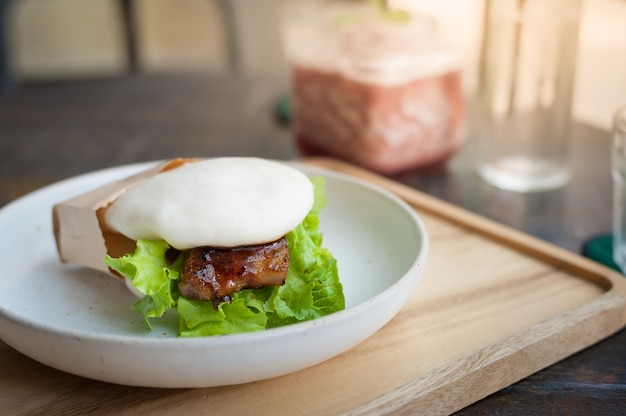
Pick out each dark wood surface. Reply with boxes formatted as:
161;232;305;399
0;73;624;414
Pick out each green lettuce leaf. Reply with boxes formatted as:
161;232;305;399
178;295;267;336
104;240;183;328
104;177;344;336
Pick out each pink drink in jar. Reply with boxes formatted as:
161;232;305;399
283;2;464;175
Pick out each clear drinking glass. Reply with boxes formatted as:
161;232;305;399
477;0;582;192
612;105;626;272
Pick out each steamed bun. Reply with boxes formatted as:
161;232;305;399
105;158;314;249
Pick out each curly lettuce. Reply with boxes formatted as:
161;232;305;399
104;177;344;337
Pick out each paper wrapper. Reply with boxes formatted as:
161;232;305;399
52;159;194;274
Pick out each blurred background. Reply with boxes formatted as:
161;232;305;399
1;0;624;130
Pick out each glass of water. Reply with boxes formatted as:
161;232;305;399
613;105;626;272
477;0;582;192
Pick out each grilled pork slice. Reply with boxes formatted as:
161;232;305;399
179;237;289;304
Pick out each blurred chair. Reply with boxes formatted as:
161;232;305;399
0;0;238;93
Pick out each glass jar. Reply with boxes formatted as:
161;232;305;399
281;0;464;175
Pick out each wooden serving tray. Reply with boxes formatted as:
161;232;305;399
2;157;626;415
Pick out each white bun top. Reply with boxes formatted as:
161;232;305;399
105;158;314;249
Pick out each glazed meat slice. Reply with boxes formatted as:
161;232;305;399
179;237;289;304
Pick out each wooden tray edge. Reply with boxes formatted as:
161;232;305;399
301;157;626;415
341;290;626;416
301;157;626;307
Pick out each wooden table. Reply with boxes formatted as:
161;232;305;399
0;73;623;414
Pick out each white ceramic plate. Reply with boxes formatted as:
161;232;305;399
0;161;428;388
